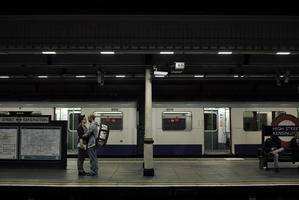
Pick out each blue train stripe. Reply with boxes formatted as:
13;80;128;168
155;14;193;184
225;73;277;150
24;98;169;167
97;145;137;156
234;144;262;156
154;145;202;156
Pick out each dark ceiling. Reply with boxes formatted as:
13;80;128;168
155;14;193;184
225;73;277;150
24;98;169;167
1;13;299;101
1;2;298;15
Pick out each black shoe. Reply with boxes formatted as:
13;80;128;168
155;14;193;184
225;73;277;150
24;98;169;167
86;172;98;176
78;171;87;176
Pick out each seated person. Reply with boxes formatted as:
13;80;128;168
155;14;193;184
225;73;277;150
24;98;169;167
264;135;285;172
290;132;299;163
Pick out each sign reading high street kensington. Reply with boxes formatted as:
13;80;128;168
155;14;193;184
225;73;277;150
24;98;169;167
263;126;299;136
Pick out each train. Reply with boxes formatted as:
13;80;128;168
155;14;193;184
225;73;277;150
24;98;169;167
0;101;297;157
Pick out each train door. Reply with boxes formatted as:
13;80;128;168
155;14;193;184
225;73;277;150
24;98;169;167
204;108;231;154
55;108;81;154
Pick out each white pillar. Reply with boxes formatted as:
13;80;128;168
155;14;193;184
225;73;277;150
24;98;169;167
143;68;154;176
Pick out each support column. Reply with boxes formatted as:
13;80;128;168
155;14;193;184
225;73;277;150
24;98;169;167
143;68;154;176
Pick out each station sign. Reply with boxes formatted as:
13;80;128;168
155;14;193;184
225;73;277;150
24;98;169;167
263;126;299;136
262;114;299;137
0;116;50;123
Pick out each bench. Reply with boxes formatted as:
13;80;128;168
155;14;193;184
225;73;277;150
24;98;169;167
258;126;299;171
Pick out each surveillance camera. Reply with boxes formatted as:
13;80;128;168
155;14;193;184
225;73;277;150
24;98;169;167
154;71;168;77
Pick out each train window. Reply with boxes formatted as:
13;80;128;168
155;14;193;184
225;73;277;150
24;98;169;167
68;112;81;131
204;113;217;131
94;112;123;130
162;112;192;131
55;108;81;131
272;111;286;121
243;111;266;131
243;111;286;131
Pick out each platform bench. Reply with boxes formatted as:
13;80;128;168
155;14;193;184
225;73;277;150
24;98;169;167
258;126;299;171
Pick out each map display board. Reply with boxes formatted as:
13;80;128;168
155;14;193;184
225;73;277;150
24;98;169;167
20;126;61;160
0;126;18;159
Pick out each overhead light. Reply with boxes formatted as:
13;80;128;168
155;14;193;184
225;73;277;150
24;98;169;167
37;75;48;78
0;76;10;79
240;75;245;78
218;51;233;55
100;51;115;55
115;75;126;78
75;75;86;78
194;74;204;78
276;52;291;55
280;75;284;78
42;51;56;55
233;75;239;78
160;51;174;55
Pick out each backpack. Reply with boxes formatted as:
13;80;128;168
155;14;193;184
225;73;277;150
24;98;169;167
95;123;110;147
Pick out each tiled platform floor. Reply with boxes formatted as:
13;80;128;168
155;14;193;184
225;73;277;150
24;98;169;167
1;158;299;187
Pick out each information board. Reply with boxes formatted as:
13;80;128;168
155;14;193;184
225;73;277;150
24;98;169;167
20;126;61;160
0;127;18;159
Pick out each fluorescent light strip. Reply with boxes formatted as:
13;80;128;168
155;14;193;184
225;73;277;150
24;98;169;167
233;75;239;78
159;51;174;55
115;75;126;78
42;51;56;55
218;51;233;55
0;76;10;79
194;75;204;78
37;76;48;78
276;52;291;55
75;75;86;78
100;51;115;55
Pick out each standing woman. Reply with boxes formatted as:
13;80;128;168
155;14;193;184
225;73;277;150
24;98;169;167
77;115;88;176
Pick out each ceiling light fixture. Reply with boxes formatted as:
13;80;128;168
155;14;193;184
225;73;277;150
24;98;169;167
115;75;126;78
37;75;48;78
218;51;233;55
160;51;174;55
42;51;56;55
276;52;291;55
0;76;10;79
194;74;204;78
100;51;115;55
75;75;86;78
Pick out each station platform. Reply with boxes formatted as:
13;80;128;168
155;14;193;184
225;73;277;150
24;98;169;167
1;158;299;199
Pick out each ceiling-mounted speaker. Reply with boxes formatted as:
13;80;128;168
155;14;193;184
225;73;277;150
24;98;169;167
97;70;104;86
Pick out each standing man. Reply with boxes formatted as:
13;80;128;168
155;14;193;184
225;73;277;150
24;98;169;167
77;115;88;176
82;114;98;176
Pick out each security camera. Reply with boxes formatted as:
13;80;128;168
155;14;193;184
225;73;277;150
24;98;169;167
154;71;168;77
153;65;168;77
